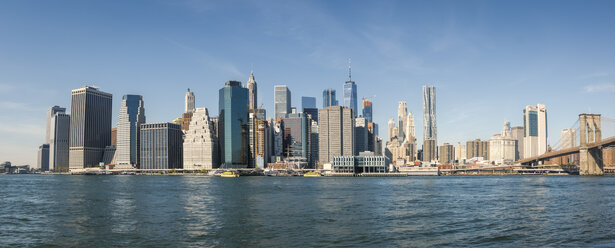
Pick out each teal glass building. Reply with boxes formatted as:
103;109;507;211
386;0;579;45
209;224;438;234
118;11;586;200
219;81;249;168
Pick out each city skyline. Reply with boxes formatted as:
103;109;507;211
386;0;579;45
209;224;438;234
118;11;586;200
2;0;615;166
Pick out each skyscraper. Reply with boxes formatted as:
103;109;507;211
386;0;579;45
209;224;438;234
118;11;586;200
318;106;354;165
247;71;258;111
343;64;358;117
561;128;576;149
281;113;312;166
249;110;269;168
422;86;437;143
219;81;249;168
398;101;407;140
46;106;66;144
274;85;291;119
37;144;50;171
511;126;524;160
116;95;145;168
185;89;195;113
322;89;337;108
405;113;415;142
184;108;218;170
302;96;318;122
69;86;112;169
47;106;70;171
301;96;316;109
354;117;368;155
523;104;547;158
362;99;373;123
388;118;395;141
140;123;183;169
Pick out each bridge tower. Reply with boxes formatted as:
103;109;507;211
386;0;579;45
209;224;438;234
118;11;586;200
579;114;603;175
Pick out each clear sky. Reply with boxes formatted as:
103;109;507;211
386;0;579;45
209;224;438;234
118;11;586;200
1;0;614;166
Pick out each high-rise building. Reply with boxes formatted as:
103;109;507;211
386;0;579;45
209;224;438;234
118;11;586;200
302;96;318;122
511;126;524;160
466;139;489;159
249;110;269;168
489;121;517;164
322;89;338;108
272;119;283;159
140;123;183;169
281;113;312;167
38;144;50;171
354;117;368;155
183;108;218;170
362;99;373;123
47;106;70;171
405;113;415;142
274;85;291;119
46;106;66;144
247;72;258;111
219;81;249;168
388;118;396;141
318;106;354;165
454;143;466;163
185;89;195;113
523;104;547;158
438;143;454;164
69;86;112;170
343;65;358;117
301;96;316;110
181;112;193;131
367;122;377;153
116;95;145;168
423;86;437;144
398;101;407;140
310;120;319;167
561;128;577;149
423;138;437;163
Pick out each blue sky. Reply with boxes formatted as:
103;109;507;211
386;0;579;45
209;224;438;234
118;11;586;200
1;0;614;166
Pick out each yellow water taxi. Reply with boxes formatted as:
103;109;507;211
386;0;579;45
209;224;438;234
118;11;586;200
303;171;322;177
220;171;239;177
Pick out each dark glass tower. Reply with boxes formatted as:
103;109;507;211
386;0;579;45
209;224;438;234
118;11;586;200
219;81;249;168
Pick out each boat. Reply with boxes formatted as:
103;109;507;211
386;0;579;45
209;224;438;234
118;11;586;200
220;171;240;177
303;171;322;177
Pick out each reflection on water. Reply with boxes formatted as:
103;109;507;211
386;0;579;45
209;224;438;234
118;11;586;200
1;175;615;247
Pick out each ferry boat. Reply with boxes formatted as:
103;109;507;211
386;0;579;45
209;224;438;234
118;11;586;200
303;171;322;177
220;171;239;177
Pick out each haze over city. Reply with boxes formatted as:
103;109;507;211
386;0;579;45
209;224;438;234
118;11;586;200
1;0;614;166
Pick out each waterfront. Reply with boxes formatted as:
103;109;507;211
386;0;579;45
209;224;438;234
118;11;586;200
2;175;615;247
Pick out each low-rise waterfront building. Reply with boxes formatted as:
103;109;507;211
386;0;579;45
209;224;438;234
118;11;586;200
332;153;389;173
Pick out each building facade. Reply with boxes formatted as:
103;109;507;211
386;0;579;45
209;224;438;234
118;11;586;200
397;101;407;140
322;89;337;108
489;122;517;164
318;106;354;165
423;138;437;163
48;107;70;171
422;86;437;144
185;88;195;113
116;95;145;168
343;80;357;117
38;144;50;171
511;126;524;160
332;154;389;174
183;108;218;170
69;86;113;169
140;123;183;169
274;85;291;120
248;111;269;168
362;99;373;123
523;104;548;158
247;72;258;111
219;81;249;168
438;143;454;164
281;113;312;167
354;117;368;155
466;139;489;160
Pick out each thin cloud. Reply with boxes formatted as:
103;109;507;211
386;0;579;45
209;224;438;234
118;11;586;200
584;83;615;93
0;124;44;136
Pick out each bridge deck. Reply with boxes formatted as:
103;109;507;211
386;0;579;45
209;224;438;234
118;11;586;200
519;136;615;165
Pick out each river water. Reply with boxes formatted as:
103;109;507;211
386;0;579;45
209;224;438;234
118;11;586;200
1;175;615;247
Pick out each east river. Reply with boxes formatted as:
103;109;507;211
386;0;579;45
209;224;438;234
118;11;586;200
1;175;615;247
